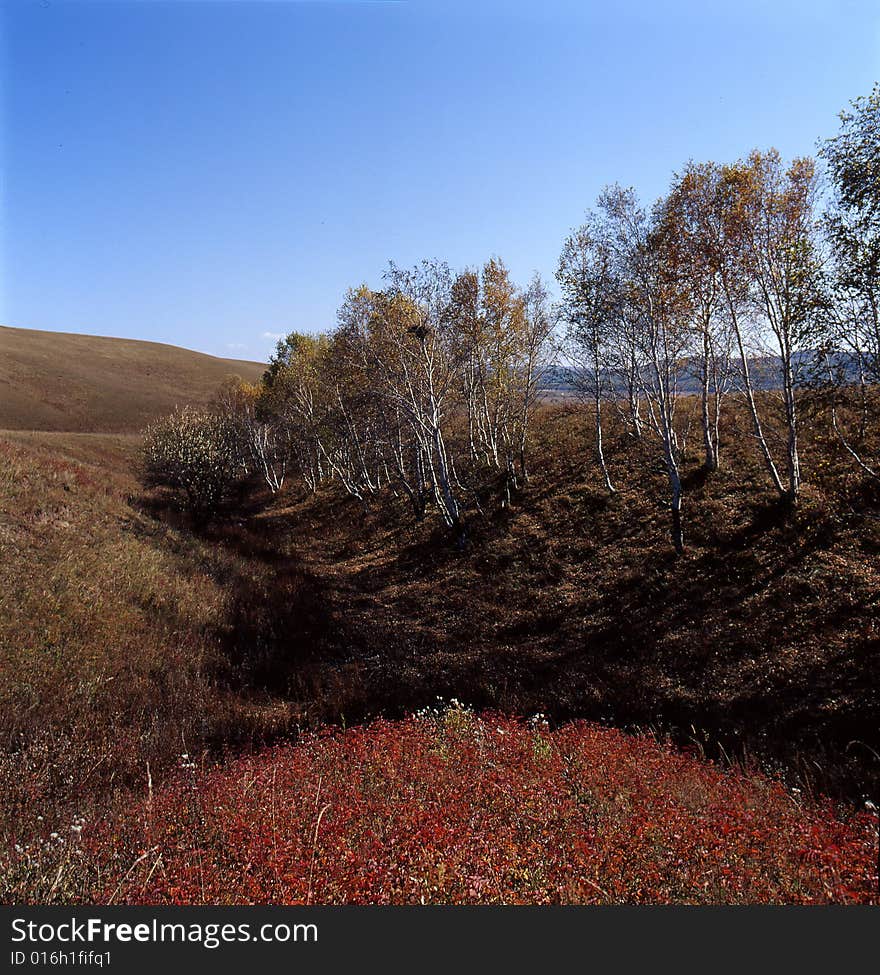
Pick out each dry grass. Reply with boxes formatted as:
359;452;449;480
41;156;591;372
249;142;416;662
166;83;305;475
0;430;297;891
0;325;264;432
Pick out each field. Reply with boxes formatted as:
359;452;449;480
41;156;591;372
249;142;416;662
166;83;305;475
1;368;878;903
0;325;264;432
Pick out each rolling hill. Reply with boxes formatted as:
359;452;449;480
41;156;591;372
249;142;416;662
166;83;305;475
0;325;265;433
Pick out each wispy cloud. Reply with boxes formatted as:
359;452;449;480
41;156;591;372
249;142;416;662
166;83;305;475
226;342;247;351
262;331;285;341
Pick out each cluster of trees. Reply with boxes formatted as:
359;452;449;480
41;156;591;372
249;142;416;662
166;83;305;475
143;86;880;551
557;151;823;552
558;87;880;551
143;259;554;538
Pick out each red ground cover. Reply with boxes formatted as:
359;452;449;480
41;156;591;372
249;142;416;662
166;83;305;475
85;709;878;904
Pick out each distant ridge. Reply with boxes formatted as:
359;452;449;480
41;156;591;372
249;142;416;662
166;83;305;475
542;350;851;395
0;325;266;433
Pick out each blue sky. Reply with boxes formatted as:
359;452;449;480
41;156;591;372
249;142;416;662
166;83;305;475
2;0;879;361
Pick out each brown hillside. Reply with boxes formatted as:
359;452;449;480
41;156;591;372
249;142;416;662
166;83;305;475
195;400;880;801
0;325;265;432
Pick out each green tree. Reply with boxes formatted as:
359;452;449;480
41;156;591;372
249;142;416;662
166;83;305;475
263;332;320;387
819;84;880;479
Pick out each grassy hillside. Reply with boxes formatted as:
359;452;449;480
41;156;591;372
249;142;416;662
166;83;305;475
0;325;265;432
0;432;288;883
1;400;877;903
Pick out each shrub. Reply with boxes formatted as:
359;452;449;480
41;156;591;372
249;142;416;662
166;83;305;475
141;407;242;516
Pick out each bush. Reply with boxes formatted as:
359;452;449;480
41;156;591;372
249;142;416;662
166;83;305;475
141;407;243;516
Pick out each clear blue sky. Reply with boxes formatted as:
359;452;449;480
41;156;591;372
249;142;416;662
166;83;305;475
2;0;879;361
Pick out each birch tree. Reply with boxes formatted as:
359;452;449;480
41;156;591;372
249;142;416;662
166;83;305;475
598;185;693;552
557;215;620;493
214;378;289;494
703;160;788;496
732;150;823;502
819;84;880;480
382;261;466;536
337;264;466;538
451;260;554;501
660;163;738;473
263;333;332;493
557;186;694;544
516;273;556;482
